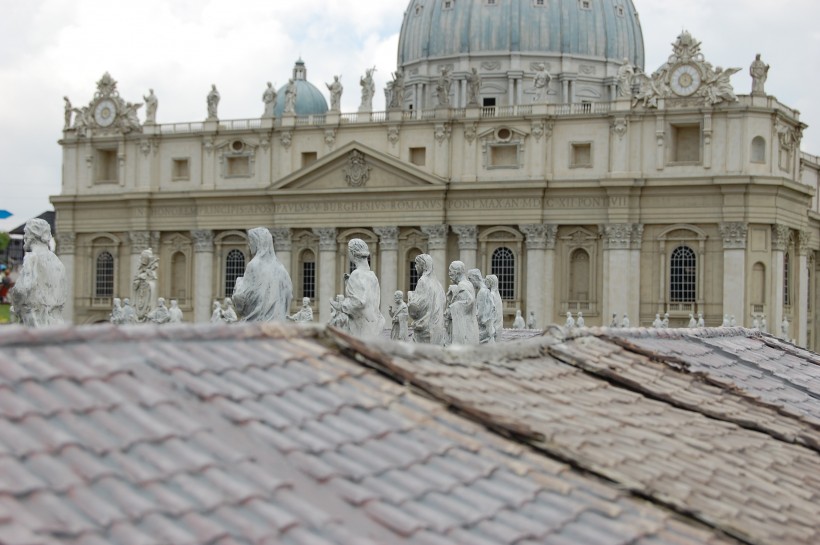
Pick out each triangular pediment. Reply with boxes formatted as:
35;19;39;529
269;141;447;192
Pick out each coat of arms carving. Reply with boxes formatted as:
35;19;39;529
343;151;371;188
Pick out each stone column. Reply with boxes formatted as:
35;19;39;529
421;224;448;289
797;231;810;346
543;226;558;326
519;224;547;326
270;228;293;282
629;225;644;322
601;224;635;324
313;228;337;323
720;223;748;326
452;225;478;269
772;225;790;333
191;230;214;323
55;232;76;324
374;226;399;320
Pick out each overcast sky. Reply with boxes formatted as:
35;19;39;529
1;0;818;233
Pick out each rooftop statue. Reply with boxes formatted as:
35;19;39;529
329;294;348;330
617;58;635;98
132;248;159;321
697;312;705;328
63;97;72;129
262;82;277;118
284;79;298;114
222;298;238;324
621;314;630;328
466;68;481;106
750;53;769;96
688;313;697;328
143;89;158;124
532;63;551;103
359;67;376;112
485;274;503;342
435;67;452;108
288;297;314;323
389;291;409;341
121;299;138;325
341;239;385;338
232;227;293;322
512;310;526;330
327;75;343;112
387;69;404;110
408;254;446;345
9;218;68;327
168;300;183;323
446;261;478;345
110;298;124;325
527;311;536;330
206;84;220;120
566;311;576;329
210;300;223;323
576;312;585;328
468;269;495;344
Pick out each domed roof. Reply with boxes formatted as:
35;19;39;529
274;60;329;117
398;0;644;70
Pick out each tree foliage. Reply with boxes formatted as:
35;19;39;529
0;232;9;252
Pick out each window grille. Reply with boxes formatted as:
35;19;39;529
670;246;696;302
225;249;246;297
491;247;515;300
302;258;316;300
95;251;114;297
784;252;791;307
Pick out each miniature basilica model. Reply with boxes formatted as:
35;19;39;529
54;0;820;349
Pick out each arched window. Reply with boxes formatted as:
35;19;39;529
670;246;696;302
95;251;114;297
170;252;187;303
751;136;766;163
491;247;515;300
300;250;316;300
407;249;422;292
225;249;246;297
784;252;791;307
569;249;590;302
751;262;766;306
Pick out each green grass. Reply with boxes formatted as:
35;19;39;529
0;304;9;324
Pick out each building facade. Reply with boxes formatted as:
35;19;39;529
54;0;820;348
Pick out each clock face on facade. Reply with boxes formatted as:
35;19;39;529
94;99;117;127
669;64;702;97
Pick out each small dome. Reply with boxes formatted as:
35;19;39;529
274;59;329;117
398;0;644;70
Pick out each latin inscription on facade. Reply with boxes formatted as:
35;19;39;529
133;204;275;218
447;198;541;210
545;196;630;208
276;200;443;215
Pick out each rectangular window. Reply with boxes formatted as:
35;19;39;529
571;142;593;168
95;149;118;183
579;0;591;10
534;0;545;5
226;156;250;177
302;261;316;299
301;152;318;168
489;145;518;168
172;158;190;181
410;147;426;166
670;124;701;163
443;0;454;8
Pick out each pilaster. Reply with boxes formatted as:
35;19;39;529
543;225;558;326
719;222;748;326
451;225;478;269
519;224;547;326
270;228;293;291
55;233;77;324
797;230;811;346
191;230;214;323
313;228;338;322
601;223;640;323
771;224;790;333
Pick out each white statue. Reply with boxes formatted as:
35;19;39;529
329;294;348;330
408;254;446;345
232;227;293;322
704;67;740;106
445;261;479;345
288;297;314;323
512;310;526;330
143;89;158;124
662;313;670;328
750;53;769;96
110;298;124;325
752;315;761;331
730;315;737;327
262;82;277;118
621;314;630;328
435;67;452;108
577;312;585;328
527;311;536;330
284;79;297;114
169;300;183;323
389;291;409;341
610;313;618;327
781;316;790;339
485;274;503;342
617;58;635;97
359;67;376;112
146;297;171;325
652;314;663;328
341;239;385;338
222;298;238;323
565;312;576;329
63;96;72;129
688;313;697;328
388;69;404;110
468;269;495;344
9;219;67;327
532;63;551;103
697;312;705;328
327;75;343;112
210;300;223;323
466;68;481;106
760;315;768;333
206;84;220;120
722;314;730;327
133;248;159;320
121;298;138;325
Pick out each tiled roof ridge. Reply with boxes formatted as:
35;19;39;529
0;322;326;348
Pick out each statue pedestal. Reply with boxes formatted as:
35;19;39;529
203;120;218;132
465;106;480;120
435;107;451;119
388;110;403;122
280;114;296;128
532;103;549;116
325;112;340;125
260;117;275;130
142;123;159;135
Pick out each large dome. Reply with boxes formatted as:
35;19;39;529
398;0;644;70
274;59;329;117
